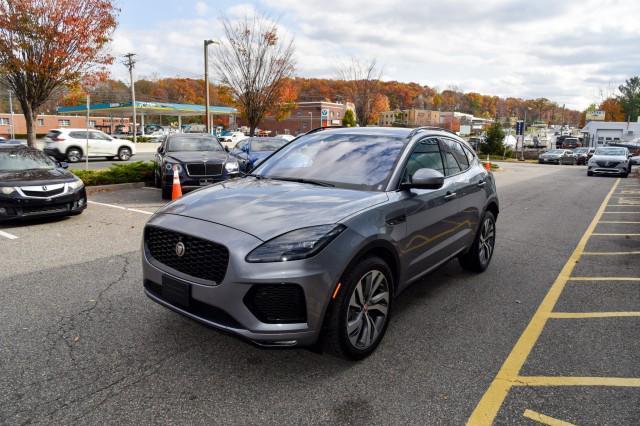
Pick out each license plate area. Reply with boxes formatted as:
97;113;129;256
199;179;212;186
162;275;191;307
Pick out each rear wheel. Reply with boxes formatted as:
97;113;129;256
322;256;392;360
66;148;82;163
459;211;496;272
117;147;132;161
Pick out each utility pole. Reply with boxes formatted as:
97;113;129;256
8;91;15;140
204;40;219;135
85;93;90;170
123;53;137;143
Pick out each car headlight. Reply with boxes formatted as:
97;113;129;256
164;162;182;172
67;179;84;190
1;186;15;195
246;224;346;263
225;161;239;173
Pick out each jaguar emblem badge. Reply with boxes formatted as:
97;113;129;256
175;241;186;257
42;185;47;191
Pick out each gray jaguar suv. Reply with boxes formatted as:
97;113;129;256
142;127;499;359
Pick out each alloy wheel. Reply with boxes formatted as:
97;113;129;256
478;217;495;265
67;149;81;163
119;148;131;161
346;269;390;350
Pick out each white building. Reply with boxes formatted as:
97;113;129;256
581;120;640;147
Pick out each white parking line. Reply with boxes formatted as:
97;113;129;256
0;230;19;240
142;187;161;191
88;200;154;215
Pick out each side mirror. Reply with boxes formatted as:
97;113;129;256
224;146;229;152
157;147;163;154
242;144;250;153
59;161;69;169
252;158;265;169
401;168;444;190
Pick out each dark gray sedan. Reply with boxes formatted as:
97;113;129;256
142;127;499;359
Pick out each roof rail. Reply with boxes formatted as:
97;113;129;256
304;126;347;136
407;126;458;138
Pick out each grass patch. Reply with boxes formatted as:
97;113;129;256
71;161;155;186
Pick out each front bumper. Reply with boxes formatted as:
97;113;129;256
0;188;87;221
142;214;351;347
162;172;239;191
539;157;560;164
588;166;628;175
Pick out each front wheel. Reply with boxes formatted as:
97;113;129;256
66;148;82;163
459;211;496;272
322;256;393;360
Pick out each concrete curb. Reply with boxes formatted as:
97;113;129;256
86;182;146;195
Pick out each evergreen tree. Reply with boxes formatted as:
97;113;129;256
482;122;505;155
342;109;357;127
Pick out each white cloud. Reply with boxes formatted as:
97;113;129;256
195;1;208;16
107;0;640;109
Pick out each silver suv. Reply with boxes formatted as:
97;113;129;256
142;127;499;359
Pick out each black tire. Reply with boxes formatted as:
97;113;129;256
322;256;393;360
161;185;172;200
587;171;593;176
66;147;82;163
459;211;496;273
622;172;629;178
117;147;132;161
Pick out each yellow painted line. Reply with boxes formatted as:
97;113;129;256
515;376;640;387
467;178;620;426
569;277;640;281
583;251;640;255
523;409;575;426
608;205;640;207
603;211;640;214
548;311;640;318
591;233;640;236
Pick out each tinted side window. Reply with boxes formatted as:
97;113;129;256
69;131;88;139
462;144;476;165
404;138;444;181
440;138;469;175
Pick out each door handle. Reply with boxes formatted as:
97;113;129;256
444;192;457;201
477;180;487;188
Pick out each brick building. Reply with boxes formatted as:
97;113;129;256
0;113;130;138
378;108;440;127
239;101;351;135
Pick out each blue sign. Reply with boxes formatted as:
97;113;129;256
516;120;525;136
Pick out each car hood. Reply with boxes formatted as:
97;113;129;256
165;151;229;163
590;154;628;162
157;177;389;241
0;168;76;186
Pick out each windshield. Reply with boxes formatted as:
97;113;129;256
168;136;223;152
0;150;58;171
250;138;288;152
546;150;564;154
595;147;627;156
253;132;407;191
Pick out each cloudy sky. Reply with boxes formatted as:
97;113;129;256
110;0;640;109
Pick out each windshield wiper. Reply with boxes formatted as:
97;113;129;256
266;176;334;187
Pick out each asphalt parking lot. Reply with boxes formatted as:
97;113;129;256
1;162;638;425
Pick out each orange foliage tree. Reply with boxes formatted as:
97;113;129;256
599;98;625;122
0;0;118;146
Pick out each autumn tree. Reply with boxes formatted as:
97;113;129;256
0;0;118;147
337;58;382;127
599;98;624;122
617;76;640;122
212;14;295;136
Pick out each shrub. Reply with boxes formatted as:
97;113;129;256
480;122;506;156
342;109;356;127
72;161;155;186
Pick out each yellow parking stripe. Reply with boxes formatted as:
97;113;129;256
466;179;620;425
548;312;640;318
515;376;640;387
598;221;640;223
569;277;640;281
603;211;640;214
523;409;575;426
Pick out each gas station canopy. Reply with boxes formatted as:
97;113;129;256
57;101;237;117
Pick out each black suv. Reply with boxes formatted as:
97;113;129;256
154;134;240;199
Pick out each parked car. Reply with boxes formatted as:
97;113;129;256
0;139;26;145
43;129;136;163
154;133;240;199
587;146;631;177
556;136;580;149
0;145;86;221
230;137;290;172
276;134;296;142
142;126;499;360
219;131;248;150
538;149;577;165
572;147;595;165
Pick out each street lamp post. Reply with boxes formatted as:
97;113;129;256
204;39;220;135
520;107;531;161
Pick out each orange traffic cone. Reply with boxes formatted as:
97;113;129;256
171;165;182;200
484;154;491;171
